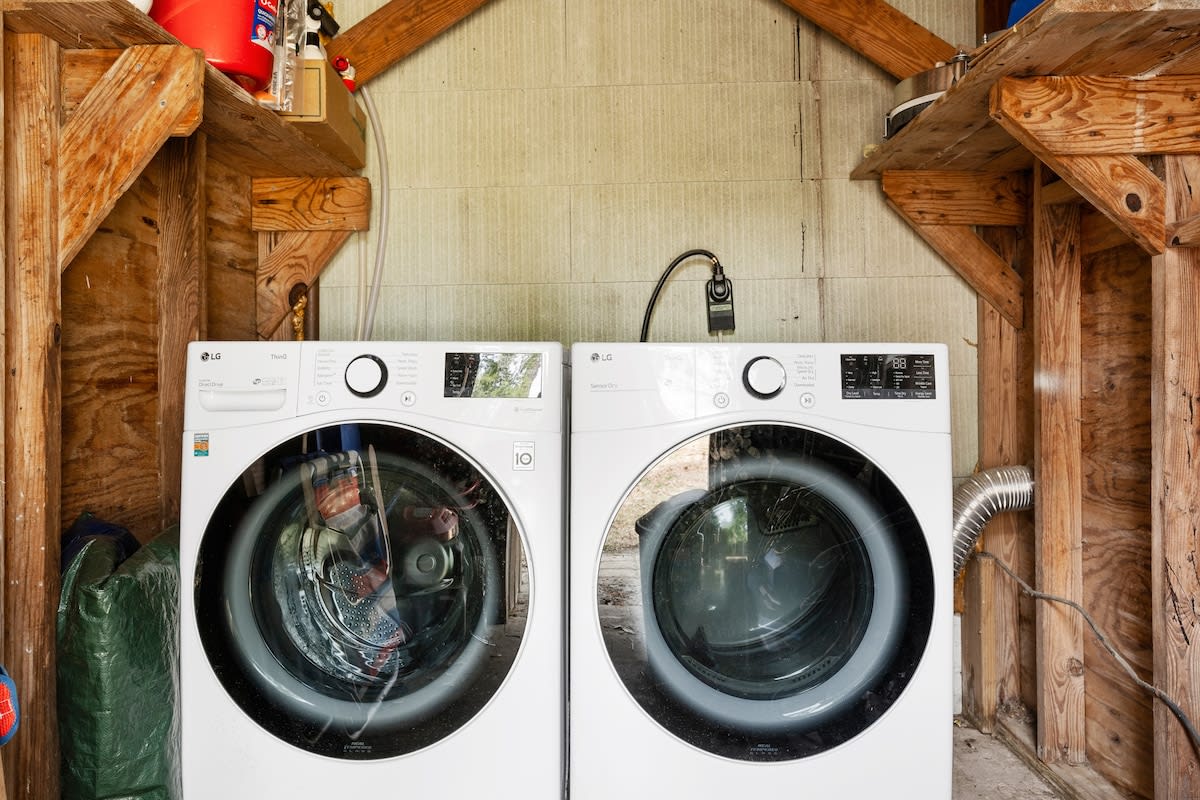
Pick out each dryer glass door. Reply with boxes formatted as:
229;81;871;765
196;423;527;760
597;424;934;761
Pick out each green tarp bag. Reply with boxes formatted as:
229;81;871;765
57;523;180;800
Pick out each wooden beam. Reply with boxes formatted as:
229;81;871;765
1167;210;1200;247
962;230;1029;731
61;49;198;135
156;135;206;528
777;0;956;79
3;32;63;800
329;0;494;87
883;198;1024;328
1151;154;1200;800
251;177;371;232
0;17;7;799
58;44;203;269
1031;162;1086;766
991;78;1166;255
991;76;1200;157
256;230;352;339
882;170;1027;226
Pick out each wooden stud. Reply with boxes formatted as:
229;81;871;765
58;44;203;269
1031;162;1087;766
1151;154;1200;799
157;135;207;528
3;32;63;800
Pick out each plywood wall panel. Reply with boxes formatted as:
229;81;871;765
205;158;258;340
1080;241;1153;799
61;170;162;539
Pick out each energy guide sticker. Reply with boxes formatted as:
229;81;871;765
193;434;210;457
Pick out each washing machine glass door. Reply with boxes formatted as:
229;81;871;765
196;422;527;760
597;424;934;761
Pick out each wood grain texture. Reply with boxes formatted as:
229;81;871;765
992;82;1166;255
329;0;495;87
251;177;371;232
61;48;198;135
1168;210;1200;247
3;32;62;800
1079;243;1153;799
157;135;205;528
1032;164;1087;765
1151;154;1200;799
882;170;1027;226
204;158;258;340
778;0;956;79
991;76;1200;156
257;230;352;339
58;44;203;269
61;176;162;539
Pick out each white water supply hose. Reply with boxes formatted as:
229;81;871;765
356;82;390;341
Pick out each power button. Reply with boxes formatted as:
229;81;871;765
513;441;535;471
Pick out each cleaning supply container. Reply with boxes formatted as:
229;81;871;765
151;0;278;91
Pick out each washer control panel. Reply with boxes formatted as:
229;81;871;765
840;353;937;400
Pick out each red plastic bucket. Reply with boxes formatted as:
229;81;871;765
152;0;278;92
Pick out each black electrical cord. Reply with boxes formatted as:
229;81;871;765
639;249;722;343
976;550;1200;762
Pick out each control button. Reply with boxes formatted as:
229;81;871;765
713;392;730;409
513;441;535;471
315;390;331;407
800;391;816;409
743;356;786;399
400;391;417;407
345;354;388;398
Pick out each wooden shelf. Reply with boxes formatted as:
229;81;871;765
853;0;1200;179
4;0;358;177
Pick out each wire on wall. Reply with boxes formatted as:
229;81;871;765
976;550;1200;762
640;249;734;342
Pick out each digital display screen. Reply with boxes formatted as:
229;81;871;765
840;353;936;399
444;352;544;399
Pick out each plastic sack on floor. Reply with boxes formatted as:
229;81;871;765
57;520;180;800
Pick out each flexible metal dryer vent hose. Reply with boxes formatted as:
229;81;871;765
952;465;1034;577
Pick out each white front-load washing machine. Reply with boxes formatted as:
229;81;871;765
569;342;951;797
180;341;563;798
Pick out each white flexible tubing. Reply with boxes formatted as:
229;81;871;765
354;222;368;339
357;82;390;341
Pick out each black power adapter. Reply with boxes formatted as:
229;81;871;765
706;268;735;334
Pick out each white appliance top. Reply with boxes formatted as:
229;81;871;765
184;341;563;433
570;342;950;434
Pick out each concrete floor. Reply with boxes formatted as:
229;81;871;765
953;722;1062;799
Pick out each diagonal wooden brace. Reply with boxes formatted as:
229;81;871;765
58;44;204;270
991;76;1167;255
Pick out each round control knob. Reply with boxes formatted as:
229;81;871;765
743;356;786;399
345;354;388;398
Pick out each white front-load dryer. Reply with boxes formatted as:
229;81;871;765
569;343;951;798
180;341;563;798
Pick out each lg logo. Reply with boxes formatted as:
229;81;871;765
590;353;613;362
200;352;222;362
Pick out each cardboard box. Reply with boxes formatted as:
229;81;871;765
280;58;366;168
